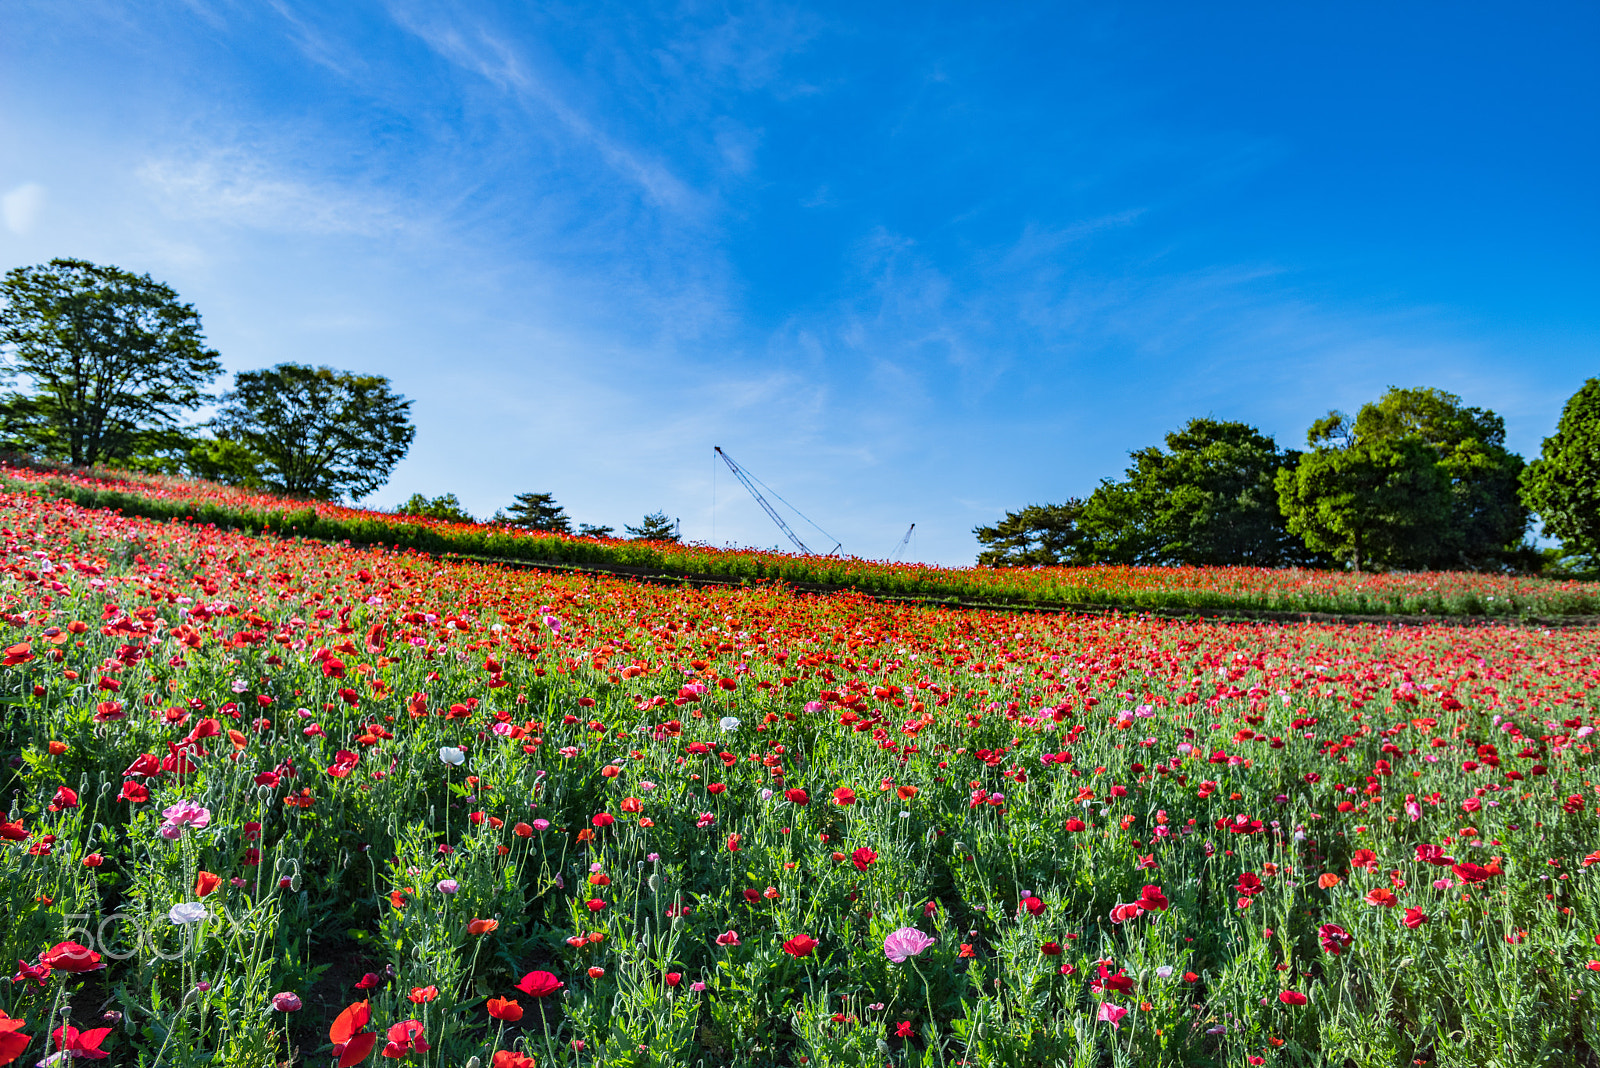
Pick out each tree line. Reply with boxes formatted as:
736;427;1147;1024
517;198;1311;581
977;383;1600;573
0;258;677;540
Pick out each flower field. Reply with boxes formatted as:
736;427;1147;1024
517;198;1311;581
5;460;1599;620
1;489;1599;1067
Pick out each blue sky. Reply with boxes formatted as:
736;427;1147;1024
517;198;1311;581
1;2;1595;564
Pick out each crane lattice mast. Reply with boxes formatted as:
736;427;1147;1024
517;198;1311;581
714;447;816;555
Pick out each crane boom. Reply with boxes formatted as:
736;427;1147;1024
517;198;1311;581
890;523;915;560
714;447;814;554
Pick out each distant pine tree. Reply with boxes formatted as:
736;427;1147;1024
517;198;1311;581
496;492;572;534
625;511;678;541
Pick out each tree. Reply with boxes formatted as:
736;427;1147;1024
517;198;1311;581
577;522;616;539
1352;387;1528;569
1521;377;1600;561
0;258;222;465
974;501;1091;566
625;511;678;541
1092;418;1309;566
977;419;1309;568
396;493;474;524
1275;427;1452;571
210;363;414;501
1276;387;1527;571
496;492;572;534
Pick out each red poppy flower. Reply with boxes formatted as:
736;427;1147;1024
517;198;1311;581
1363;888;1398;908
851;847;878;871
40;942;103;973
50;1024;111;1060
782;934;818;957
1019;895;1045;916
1279;990;1308;1006
383;1019;429;1057
467;918;499;935
408;986;438;1004
493;1053;537;1068
832;787;857;806
194;871;222;898
895;1021;914;1038
784;788;809;805
1402;907;1430;929
1063;818;1087;832
487;997;523;1022
1090;964;1134;995
0;1010;31;1066
329;1002;377;1068
516;971;563;997
1318;924;1354;955
1135;885;1169;912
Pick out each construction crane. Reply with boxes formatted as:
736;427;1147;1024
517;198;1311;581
714;446;841;555
889;523;915;560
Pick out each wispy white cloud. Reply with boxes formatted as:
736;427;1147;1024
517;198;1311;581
137;154;407;237
385;4;700;215
2;183;46;235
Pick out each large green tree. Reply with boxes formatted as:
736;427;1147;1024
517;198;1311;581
1094;418;1308;566
0;258;222;465
1520;378;1600;561
1277;388;1528;570
209;363;414;501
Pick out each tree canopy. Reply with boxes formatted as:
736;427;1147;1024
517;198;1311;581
1277;388;1528;570
396;493;474;524
974;500;1091;566
976;419;1309;567
1093;418;1308;566
0;258;222;466
496;492;573;534
209;363;414;501
1521;378;1600;562
626;511;679;542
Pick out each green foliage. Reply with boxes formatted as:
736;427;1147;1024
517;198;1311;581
974;501;1091;566
0;258;222;466
210;363;415;501
396;492;475;524
185;435;267;488
1354;387;1530;569
577;522;616;539
1097;418;1309;566
1281;388;1530;571
1521;377;1600;562
626;511;679;542
496;492;573;534
1276;435;1452;572
979;419;1310;567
